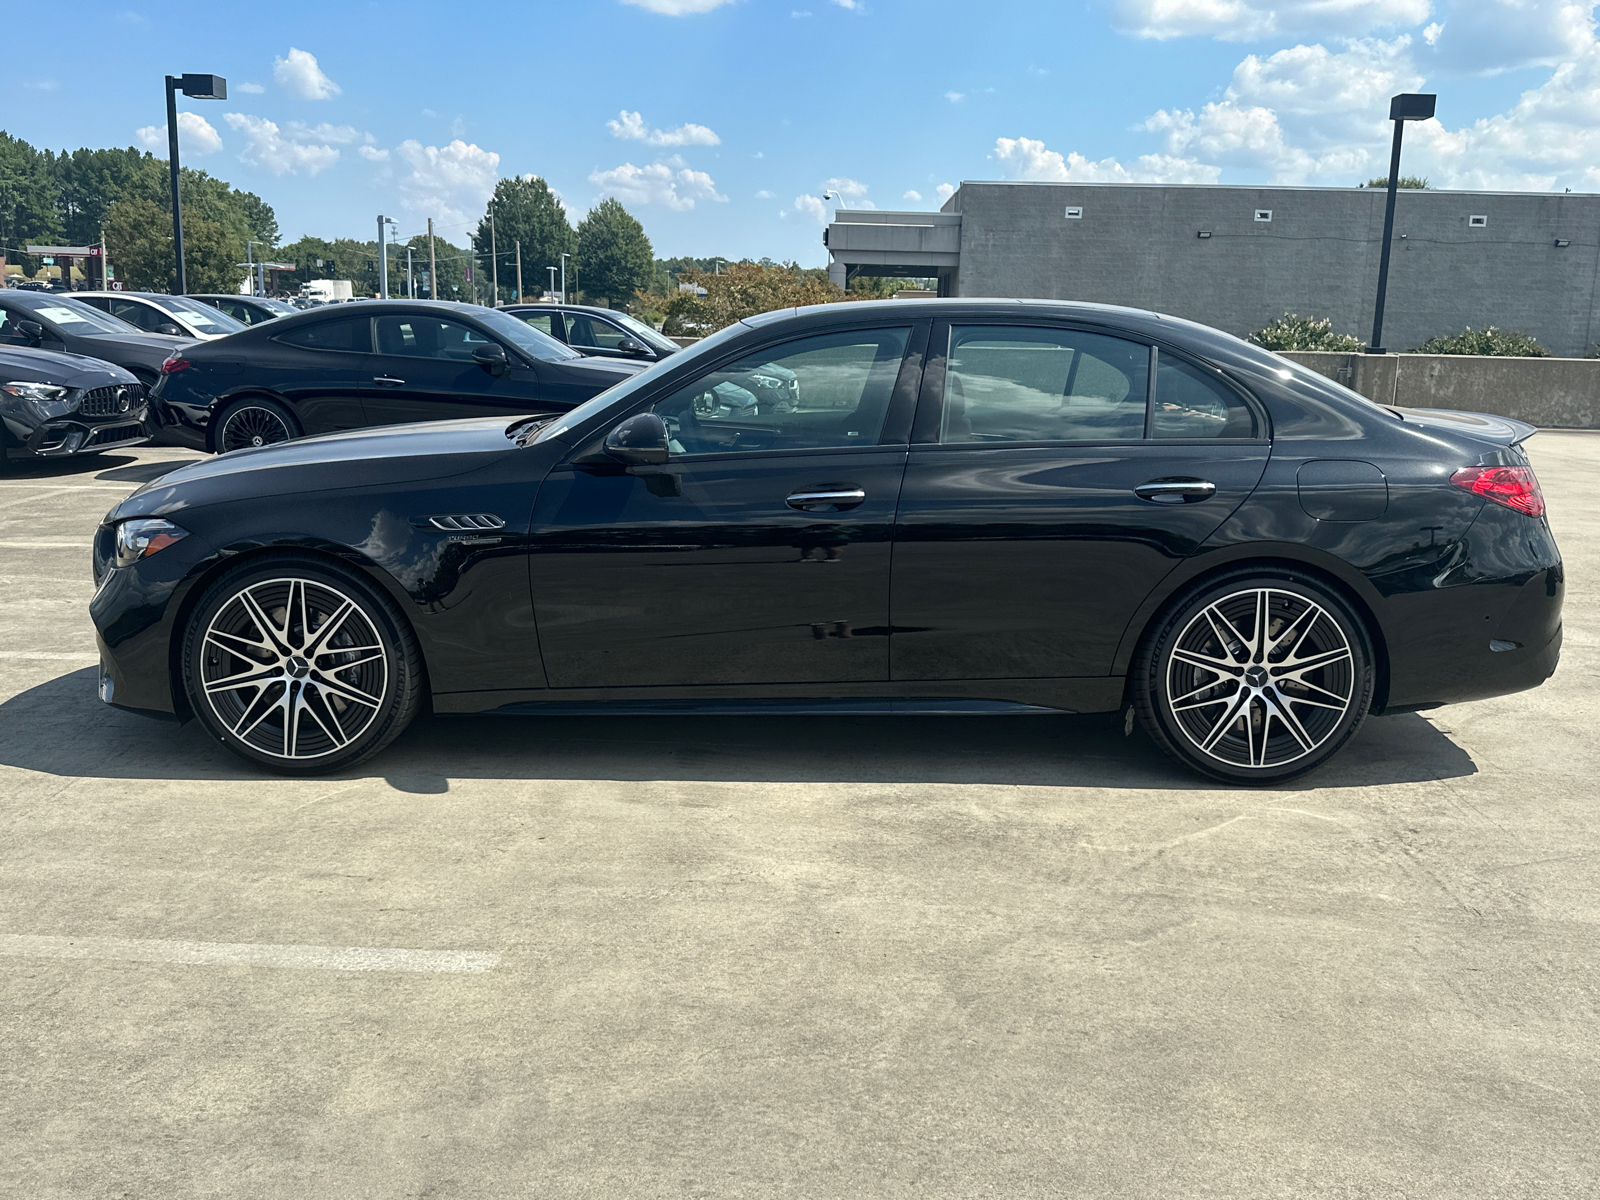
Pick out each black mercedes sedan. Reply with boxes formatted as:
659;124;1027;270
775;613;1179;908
0;289;196;388
0;346;150;464
91;299;1562;783
149;299;648;453
188;294;300;326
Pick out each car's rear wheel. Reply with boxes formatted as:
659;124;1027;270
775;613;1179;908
182;557;424;775
1132;569;1374;784
216;396;299;453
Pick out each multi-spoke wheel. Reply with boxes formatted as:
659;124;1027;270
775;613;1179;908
182;558;423;774
1133;571;1374;784
216;397;298;454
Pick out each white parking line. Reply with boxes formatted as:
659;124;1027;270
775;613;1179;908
0;933;500;974
0;651;98;661
0;484;137;490
0;542;85;549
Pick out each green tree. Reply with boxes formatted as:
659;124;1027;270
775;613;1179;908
575;198;654;309
0;132;62;277
1409;326;1549;356
104;196;245;293
473;175;574;304
661;260;845;334
1360;176;1432;189
1248;313;1365;352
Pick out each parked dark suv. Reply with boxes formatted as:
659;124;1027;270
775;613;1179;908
151;299;648;452
501;303;682;362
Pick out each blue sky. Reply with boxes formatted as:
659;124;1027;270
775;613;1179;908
10;1;1600;266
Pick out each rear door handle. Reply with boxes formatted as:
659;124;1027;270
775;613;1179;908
373;375;406;386
786;488;866;512
1135;478;1217;504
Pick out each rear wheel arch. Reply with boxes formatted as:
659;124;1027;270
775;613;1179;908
1116;548;1392;712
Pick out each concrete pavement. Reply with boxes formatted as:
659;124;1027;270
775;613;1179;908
1;435;1596;1198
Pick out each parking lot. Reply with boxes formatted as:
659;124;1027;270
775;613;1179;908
2;433;1596;1197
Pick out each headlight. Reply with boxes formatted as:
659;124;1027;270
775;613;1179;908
1;381;69;402
114;518;190;567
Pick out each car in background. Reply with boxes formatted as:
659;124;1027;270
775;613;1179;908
502;303;683;363
74;291;248;341
0;289;196;389
151;298;649;453
0;345;149;466
189;294;299;326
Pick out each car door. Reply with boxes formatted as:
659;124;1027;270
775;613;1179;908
363;313;547;426
529;321;927;689
267;314;373;434
890;320;1270;682
564;313;638;360
105;297;180;336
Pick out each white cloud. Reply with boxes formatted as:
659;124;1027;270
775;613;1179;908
755;189;776;198
1423;21;1443;45
793;194;829;222
589;158;727;210
792;8;813;14
619;0;737;12
945;90;965;102
135;110;224;156
237;81;265;94
904;189;923;201
359;144;390;162
287;122;365;145
832;0;863;8
397;139;500;229
224;113;340;175
1109;0;1431;40
1425;0;1595;74
993;136;1221;184
822;176;869;199
273;47;341;99
607;109;721;146
935;182;956;201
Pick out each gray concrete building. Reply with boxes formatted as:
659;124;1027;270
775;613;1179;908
825;182;1600;357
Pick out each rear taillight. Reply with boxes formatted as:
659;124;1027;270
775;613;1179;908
160;355;192;375
1450;465;1545;517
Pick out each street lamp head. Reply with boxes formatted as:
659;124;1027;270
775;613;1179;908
178;73;227;100
1389;92;1436;122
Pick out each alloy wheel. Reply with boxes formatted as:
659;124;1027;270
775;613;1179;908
220;405;293;452
1164;586;1355;770
199;577;389;760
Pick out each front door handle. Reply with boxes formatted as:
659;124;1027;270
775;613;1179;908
786;488;866;512
373;375;406;386
1135;478;1217;504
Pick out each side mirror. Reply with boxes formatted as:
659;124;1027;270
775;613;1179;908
617;338;652;359
16;320;44;345
158;323;183;337
603;412;670;466
472;342;509;376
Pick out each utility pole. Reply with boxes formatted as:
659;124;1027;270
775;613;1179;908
377;214;389;299
515;240;522;303
489;207;498;307
428;218;437;300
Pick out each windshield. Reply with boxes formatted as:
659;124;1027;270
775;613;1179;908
476;307;581;361
23;297;142;335
151;295;248;334
612;312;679;353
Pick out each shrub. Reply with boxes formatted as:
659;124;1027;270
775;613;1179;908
1409;327;1549;357
1247;313;1365;352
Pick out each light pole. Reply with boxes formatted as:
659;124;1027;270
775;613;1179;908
547;265;557;299
163;72;227;294
560;251;570;303
824;189;846;210
489;207;498;306
1370;92;1437;353
515;239;522;303
377;215;397;298
428;218;437;300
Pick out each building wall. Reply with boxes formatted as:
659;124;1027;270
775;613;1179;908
945;183;1600;358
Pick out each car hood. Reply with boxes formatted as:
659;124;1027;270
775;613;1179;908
1392;406;1537;447
112;415;527;520
82;329;198;353
0;346;136;388
559;355;650;379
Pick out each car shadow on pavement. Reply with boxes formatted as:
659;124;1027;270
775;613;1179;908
1;667;1478;792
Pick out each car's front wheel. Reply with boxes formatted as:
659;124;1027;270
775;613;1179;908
181;557;424;775
215;396;299;453
1132;570;1375;784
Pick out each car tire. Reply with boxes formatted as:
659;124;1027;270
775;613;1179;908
181;556;424;775
1132;568;1375;785
215;396;300;454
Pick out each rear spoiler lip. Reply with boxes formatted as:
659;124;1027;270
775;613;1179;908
1390;406;1539;447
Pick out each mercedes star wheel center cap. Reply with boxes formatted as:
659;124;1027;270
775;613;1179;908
286;655;311;679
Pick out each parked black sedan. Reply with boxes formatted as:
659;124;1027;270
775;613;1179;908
503;303;682;362
91;299;1562;783
0;346;149;464
0;289;195;388
151;299;648;453
189;294;300;326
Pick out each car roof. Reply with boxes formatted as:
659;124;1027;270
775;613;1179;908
505;303;632;320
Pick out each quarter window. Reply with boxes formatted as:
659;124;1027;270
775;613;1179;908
943;326;1149;443
276;316;372;353
652;327;911;455
1151;354;1256;439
